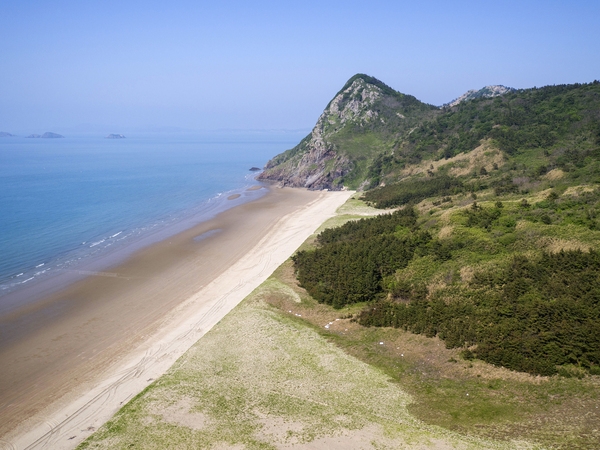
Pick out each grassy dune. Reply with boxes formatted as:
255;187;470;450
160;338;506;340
78;197;544;449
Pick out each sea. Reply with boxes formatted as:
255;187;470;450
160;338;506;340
0;131;304;314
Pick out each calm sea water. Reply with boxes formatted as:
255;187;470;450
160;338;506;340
0;131;303;308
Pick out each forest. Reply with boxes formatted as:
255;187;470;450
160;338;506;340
294;187;600;376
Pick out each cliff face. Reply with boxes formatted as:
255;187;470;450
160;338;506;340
258;77;383;190
258;74;436;190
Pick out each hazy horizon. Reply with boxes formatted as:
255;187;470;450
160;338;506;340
2;0;599;133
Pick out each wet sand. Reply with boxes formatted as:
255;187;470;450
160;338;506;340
0;187;354;447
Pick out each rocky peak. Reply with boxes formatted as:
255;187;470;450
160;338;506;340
446;85;515;107
285;77;385;176
325;78;383;126
258;74;436;190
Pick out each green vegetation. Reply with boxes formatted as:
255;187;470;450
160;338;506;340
282;240;600;448
363;174;464;208
78;270;525;450
276;80;600;384
283;201;600;448
359;249;600;376
293;188;600;377
293;208;429;307
398;82;600;161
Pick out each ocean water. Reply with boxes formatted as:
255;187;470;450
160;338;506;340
0;131;303;311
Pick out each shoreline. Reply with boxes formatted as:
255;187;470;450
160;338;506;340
0;182;269;317
1;187;354;448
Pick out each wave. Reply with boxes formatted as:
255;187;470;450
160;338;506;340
0;181;267;301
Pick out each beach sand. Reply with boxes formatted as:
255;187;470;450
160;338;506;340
0;187;354;449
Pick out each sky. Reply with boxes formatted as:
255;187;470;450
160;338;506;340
1;0;599;133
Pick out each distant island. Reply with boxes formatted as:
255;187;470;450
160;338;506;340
27;132;64;138
106;134;126;139
249;167;261;172
0;132;15;137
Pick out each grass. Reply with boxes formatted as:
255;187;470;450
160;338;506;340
77;249;538;449
264;259;600;449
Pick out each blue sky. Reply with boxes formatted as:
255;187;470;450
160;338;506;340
1;0;598;132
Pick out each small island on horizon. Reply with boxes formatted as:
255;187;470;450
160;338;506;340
106;134;126;139
26;132;64;138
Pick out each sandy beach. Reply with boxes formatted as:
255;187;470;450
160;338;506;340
0;187;354;449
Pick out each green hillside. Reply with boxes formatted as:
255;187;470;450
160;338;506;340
368;81;600;192
285;77;600;378
260;76;600;193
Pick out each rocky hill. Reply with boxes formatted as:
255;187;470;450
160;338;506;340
260;75;600;192
42;132;64;138
258;74;437;190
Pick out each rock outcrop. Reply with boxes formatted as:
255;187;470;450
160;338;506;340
446;85;515;107
258;74;436;190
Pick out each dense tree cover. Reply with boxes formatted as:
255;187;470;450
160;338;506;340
358;250;600;376
316;206;418;245
294;194;600;376
398;82;600;161
289;80;600;377
362;174;464;208
292;208;431;308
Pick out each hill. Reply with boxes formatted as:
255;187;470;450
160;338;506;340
42;132;64;138
277;76;600;378
260;76;600;193
288;78;600;380
258;74;437;190
78;76;600;450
